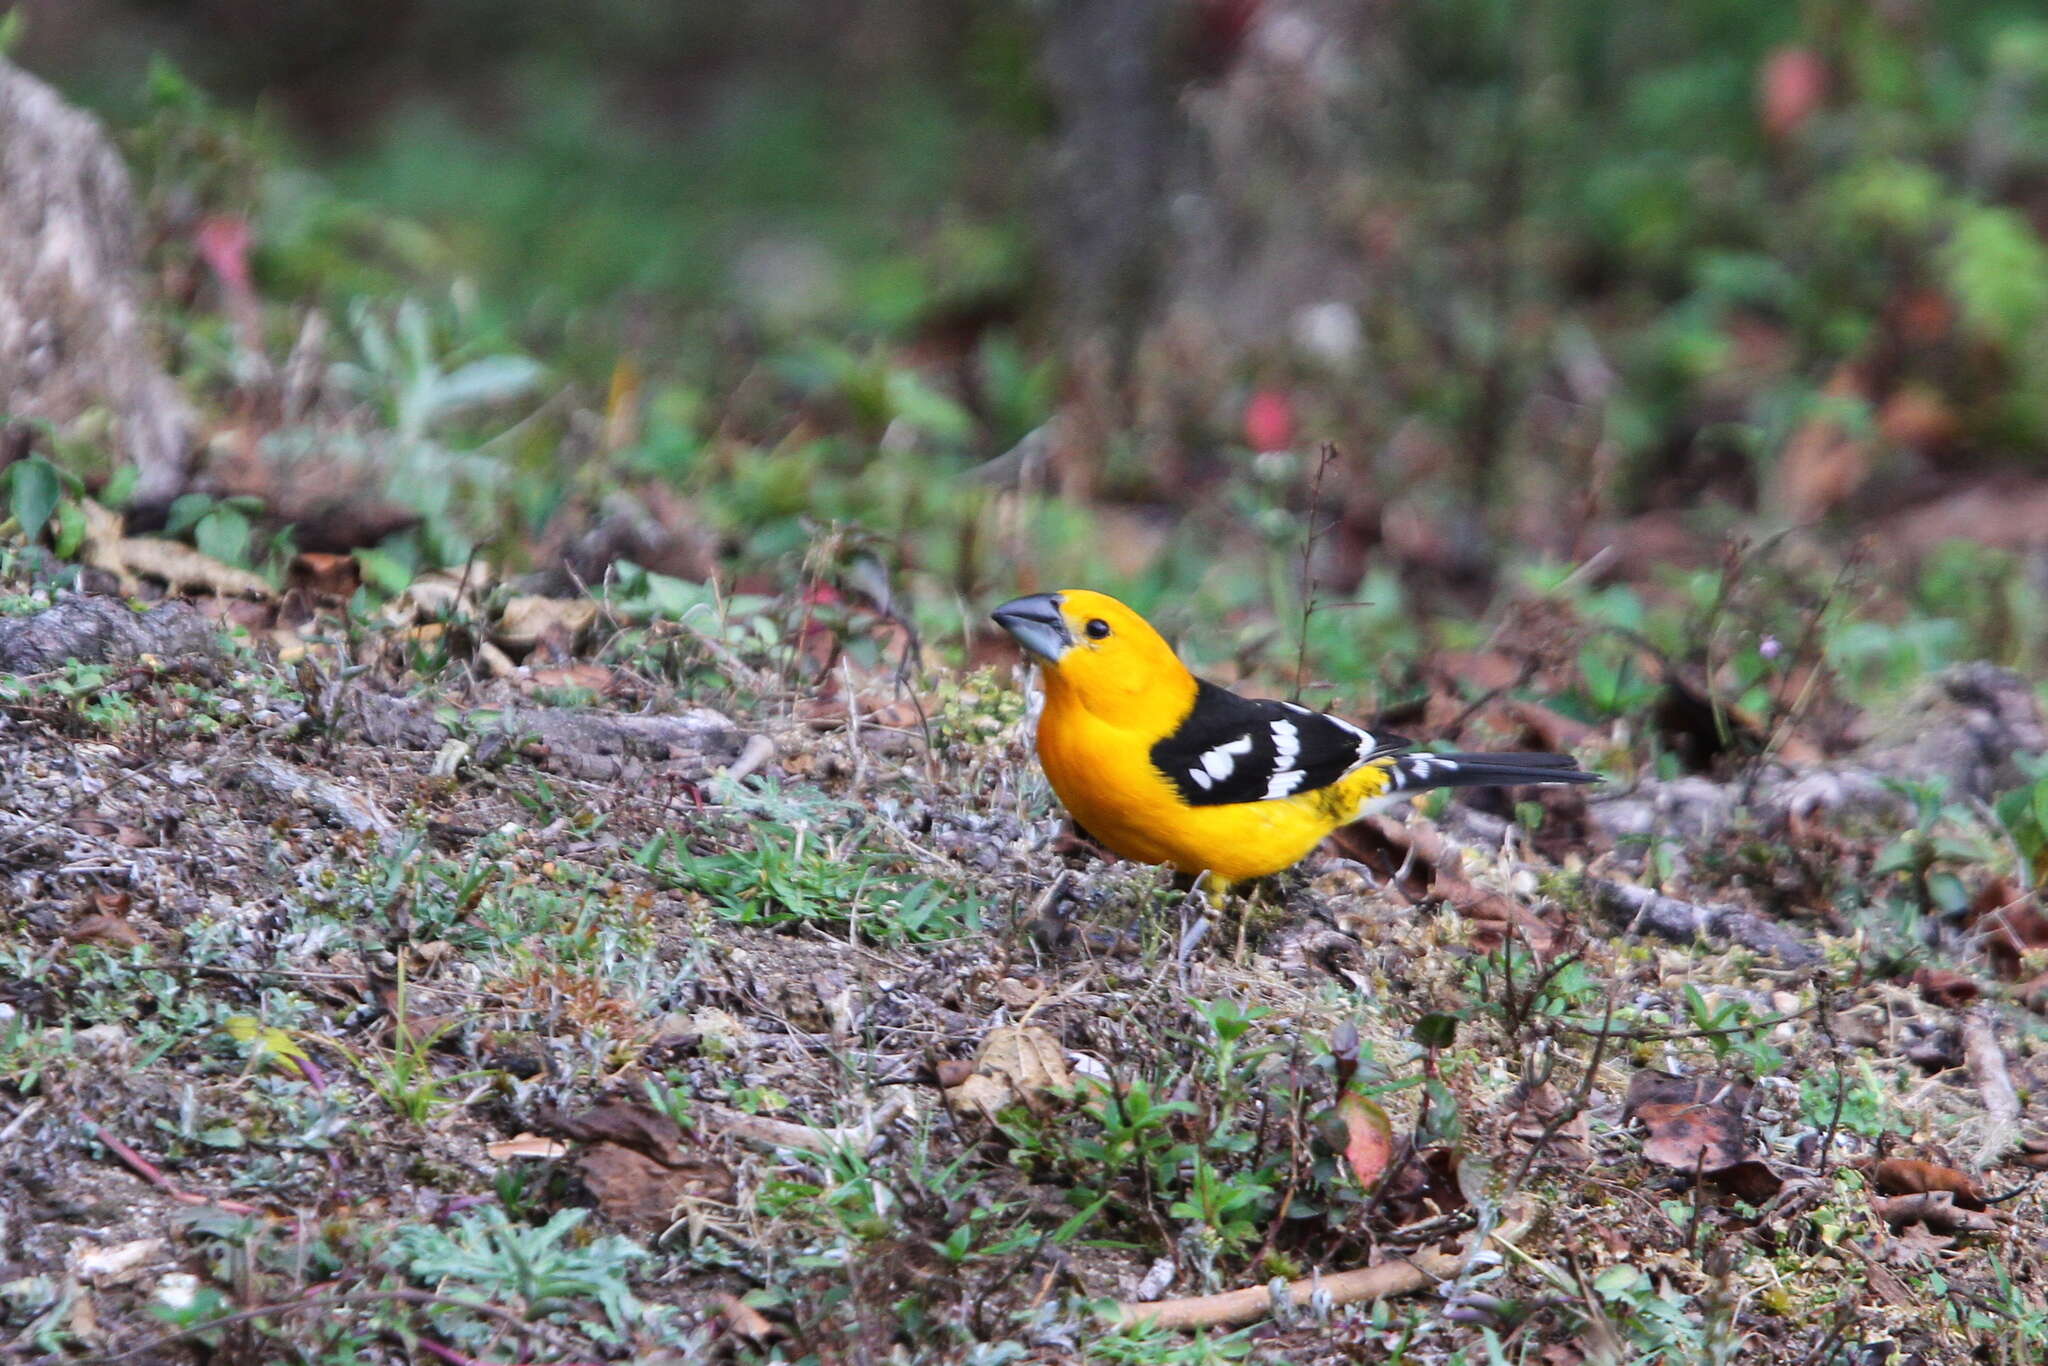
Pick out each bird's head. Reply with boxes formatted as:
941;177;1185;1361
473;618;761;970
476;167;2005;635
991;589;1195;728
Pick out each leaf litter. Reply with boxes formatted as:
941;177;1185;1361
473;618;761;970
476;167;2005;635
0;569;2044;1363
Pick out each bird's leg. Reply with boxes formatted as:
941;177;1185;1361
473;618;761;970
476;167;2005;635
1174;872;1216;975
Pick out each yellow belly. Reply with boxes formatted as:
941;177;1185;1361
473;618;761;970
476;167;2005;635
1035;702;1389;886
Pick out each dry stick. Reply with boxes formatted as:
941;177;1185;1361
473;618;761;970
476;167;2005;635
697;1093;912;1155
1290;441;1341;704
1742;544;1863;805
1509;990;1616;1195
231;756;397;834
84;1121;263;1217
1113;1216;1530;1332
1590;878;1819;966
1384;819;1818;966
1959;1007;2023;1167
873;592;940;781
1247;1043;1312;1273
1698;530;1792;754
722;733;778;784
0;1098;46;1146
1814;996;1847;1177
1440;658;1539;743
1557;999;1818;1043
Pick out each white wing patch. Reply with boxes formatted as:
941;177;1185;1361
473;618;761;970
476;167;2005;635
1265;769;1307;799
1193;734;1255;789
1264;719;1306;799
1155;680;1414;807
1271;719;1301;762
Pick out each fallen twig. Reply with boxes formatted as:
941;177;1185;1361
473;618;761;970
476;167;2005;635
84;1120;263;1216
1557;999;1817;1043
231;756;395;834
1112;1218;1520;1331
697;1092;912;1154
722;733;777;784
0;1097;45;1145
1590;879;1818;965
1959;1007;2022;1166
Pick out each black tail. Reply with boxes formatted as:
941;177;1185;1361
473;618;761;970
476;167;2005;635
1385;750;1599;795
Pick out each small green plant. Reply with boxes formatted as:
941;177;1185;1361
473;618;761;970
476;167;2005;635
342;972;487;1126
163;492;276;570
1167;1155;1271;1257
1679;986;1784;1070
1083;1318;1256;1365
640;1072;694;1129
391;1207;646;1340
3;450;83;554
1872;776;1992;916
1993;755;2048;887
1584;1262;1709;1361
1466;945;1602;1035
639;817;984;941
1576;639;1662;719
1799;1059;1911;1141
359;1022;471;1125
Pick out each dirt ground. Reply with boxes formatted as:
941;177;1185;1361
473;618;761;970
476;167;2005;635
1;585;2045;1366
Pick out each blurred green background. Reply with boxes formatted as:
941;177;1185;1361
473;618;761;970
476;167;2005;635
13;0;2048;700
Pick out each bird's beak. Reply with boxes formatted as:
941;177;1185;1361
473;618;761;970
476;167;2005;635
992;593;1071;664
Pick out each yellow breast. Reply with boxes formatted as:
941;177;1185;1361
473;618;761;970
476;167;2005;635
1033;694;1393;886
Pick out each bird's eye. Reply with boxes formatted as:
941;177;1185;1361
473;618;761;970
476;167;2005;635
1085;618;1111;640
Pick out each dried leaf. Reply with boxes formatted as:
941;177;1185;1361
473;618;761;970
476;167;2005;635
1637;1101;1749;1174
1871;1191;1999;1235
1336;1091;1394;1190
1911;967;1981;1007
1326;815;1563;955
555;1101;687;1164
944;1025;1071;1120
1871;1158;1988;1210
1974;886;2048;982
1505;1081;1588;1153
382;567;492;627
2013;1134;2048;1169
1625;1070;1752;1118
576;1142;732;1232
526;664;617;694
66;914;144;950
1881;1223;1957;1266
287;552;360;598
718;1292;783;1343
994;976;1045;1009
496;595;601;652
1709;1159;1786;1203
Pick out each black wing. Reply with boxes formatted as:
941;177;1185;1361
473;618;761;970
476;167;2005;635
1150;681;1408;806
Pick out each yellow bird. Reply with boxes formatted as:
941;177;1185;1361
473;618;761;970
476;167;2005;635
992;589;1597;893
